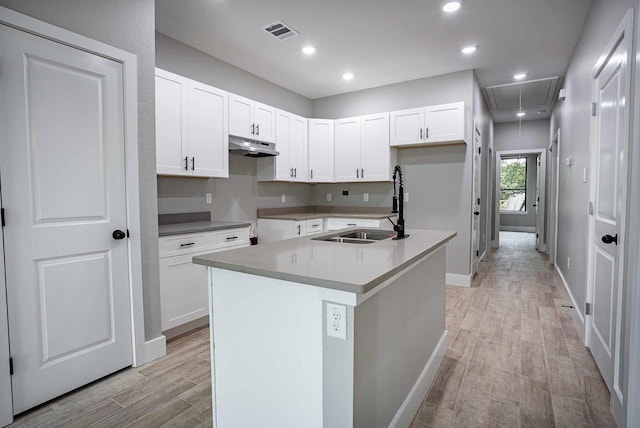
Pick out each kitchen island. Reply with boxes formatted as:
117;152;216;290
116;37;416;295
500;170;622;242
193;228;456;428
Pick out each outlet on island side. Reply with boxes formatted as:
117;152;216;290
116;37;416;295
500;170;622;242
281;194;286;203
364;193;369;202
327;193;332;202
206;193;212;204
326;303;346;340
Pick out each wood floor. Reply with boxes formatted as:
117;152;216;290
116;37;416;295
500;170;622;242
411;232;616;428
9;232;614;427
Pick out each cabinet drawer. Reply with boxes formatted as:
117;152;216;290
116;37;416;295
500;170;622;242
215;228;250;247
326;218;385;231
159;232;211;258
306;218;324;235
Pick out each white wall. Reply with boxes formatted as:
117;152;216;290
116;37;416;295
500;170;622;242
0;0;162;340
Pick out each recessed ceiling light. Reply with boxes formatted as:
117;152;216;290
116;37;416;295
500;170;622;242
342;72;354;81
461;45;477;55
302;46;316;55
442;2;461;13
517;112;526;117
513;73;527;80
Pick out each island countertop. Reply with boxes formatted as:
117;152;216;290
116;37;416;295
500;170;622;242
193;228;456;294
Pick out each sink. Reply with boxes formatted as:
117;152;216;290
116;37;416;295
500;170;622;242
311;229;394;244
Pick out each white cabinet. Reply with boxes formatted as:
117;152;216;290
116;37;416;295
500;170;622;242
155;68;229;178
334;113;396;182
325;217;393;231
390;102;465;147
158;227;249;331
306;218;324;235
229;93;276;143
257;218;325;243
308;119;335;183
257;109;307;182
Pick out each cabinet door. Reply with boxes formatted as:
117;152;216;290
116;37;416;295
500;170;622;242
274;110;292;180
294;221;307;237
155;70;188;175
188;81;229;178
308;119;334;182
334;117;361;182
159;253;209;331
254;101;276;143
361;112;391;181
306;218;324;235
424;102;465;143
289;114;308;182
390;107;425;147
228;93;254;139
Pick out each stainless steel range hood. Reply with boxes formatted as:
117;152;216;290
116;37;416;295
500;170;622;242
229;138;279;157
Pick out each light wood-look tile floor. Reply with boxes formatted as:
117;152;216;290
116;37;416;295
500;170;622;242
411;232;616;428
9;232;615;427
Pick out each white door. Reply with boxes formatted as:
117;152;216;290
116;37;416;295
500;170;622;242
588;29;631;392
188;81;229;178
308;119;334;183
228;93;253;139
155;69;188;175
254;101;276;143
334;117;361;182
0;183;12;425
0;24;132;413
360;113;391;182
289;114;308;182
550;131;560;265
535;155;544;250
472;126;482;274
425;102;465;143
275;110;293;181
389;107;424;147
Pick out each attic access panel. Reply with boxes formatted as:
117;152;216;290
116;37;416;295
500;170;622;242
486;77;559;111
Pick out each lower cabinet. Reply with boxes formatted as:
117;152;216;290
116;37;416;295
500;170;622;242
159;227;249;332
325;217;393;231
258;217;395;243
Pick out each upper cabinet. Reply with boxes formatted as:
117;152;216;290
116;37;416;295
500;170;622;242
334;113;396;182
228;93;276;143
257;109;307;182
390;102;465;147
308;119;335;183
155;68;229;178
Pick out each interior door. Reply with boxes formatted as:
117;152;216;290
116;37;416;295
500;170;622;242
588;34;629;392
0;24;132;413
0;183;12;425
360;113;390;181
334;117;361;182
472;127;482;274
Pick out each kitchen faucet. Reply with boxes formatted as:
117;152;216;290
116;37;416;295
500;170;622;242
388;165;409;240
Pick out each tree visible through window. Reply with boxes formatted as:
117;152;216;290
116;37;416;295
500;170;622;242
500;157;527;212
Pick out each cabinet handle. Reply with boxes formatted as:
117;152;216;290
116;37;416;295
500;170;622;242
426;127;429;139
251;123;255;135
294;167;297;177
310;169;313;179
312;224;319;228
191;157;195;171
184;156;188;171
356;169;359;178
297;225;301;235
420;128;423;139
361;168;364;178
290;168;294;177
226;236;238;241
347;223;357;227
256;124;260;135
180;242;195;247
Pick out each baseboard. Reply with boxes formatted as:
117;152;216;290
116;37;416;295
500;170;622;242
136;335;167;366
491;240;498;249
499;226;536;233
389;330;448;428
556;267;585;342
446;273;472;287
163;316;209;340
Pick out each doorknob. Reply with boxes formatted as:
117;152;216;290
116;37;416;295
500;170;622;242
112;230;127;240
474;211;480;216
601;234;618;245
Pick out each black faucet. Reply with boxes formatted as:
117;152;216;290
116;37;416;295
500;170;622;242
388;165;409;240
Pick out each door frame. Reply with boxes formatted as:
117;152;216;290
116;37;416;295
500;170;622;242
486;146;494;258
585;9;634;420
471;123;482;274
494;148;547;249
548;129;560;266
0;6;149;422
0;183;11;426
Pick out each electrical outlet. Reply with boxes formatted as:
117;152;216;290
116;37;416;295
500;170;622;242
404;192;409;203
583;168;587;183
326;303;346;340
281;194;286;203
363;193;369;202
567;257;571;270
327;193;332;202
206;193;212;204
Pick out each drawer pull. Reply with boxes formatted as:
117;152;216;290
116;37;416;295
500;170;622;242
347;223;357;226
226;236;238;240
311;224;319;228
180;242;196;247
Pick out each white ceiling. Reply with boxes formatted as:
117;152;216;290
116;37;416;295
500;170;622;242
156;0;593;121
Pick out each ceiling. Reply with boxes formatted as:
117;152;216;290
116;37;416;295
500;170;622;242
156;0;593;122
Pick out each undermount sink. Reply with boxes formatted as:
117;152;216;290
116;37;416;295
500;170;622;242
311;229;395;244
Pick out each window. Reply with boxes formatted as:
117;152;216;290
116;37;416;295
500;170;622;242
500;157;527;212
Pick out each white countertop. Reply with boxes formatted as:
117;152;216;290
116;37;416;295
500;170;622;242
193;228;456;294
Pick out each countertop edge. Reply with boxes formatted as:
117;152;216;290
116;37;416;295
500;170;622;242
258;213;394;221
159;222;251;237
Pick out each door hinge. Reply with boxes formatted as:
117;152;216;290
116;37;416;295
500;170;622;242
586;303;592;315
591;102;597;116
536;233;539;238
476;250;479;257
588;202;594;215
1;208;4;227
477;198;481;205
9;357;13;376
127;229;130;238
478;147;481;155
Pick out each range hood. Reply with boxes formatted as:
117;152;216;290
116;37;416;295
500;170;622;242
229;138;279;157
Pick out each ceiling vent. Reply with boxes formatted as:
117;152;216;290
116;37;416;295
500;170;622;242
262;21;299;41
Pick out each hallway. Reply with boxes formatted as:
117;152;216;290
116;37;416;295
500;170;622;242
411;232;616;427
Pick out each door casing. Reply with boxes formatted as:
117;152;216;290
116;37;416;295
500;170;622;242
0;5;151;423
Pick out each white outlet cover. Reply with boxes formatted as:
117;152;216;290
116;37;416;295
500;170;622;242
364;193;369;202
404;192;409;203
326;303;346;340
281;194;286;203
206;193;212;204
327;193;332;202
